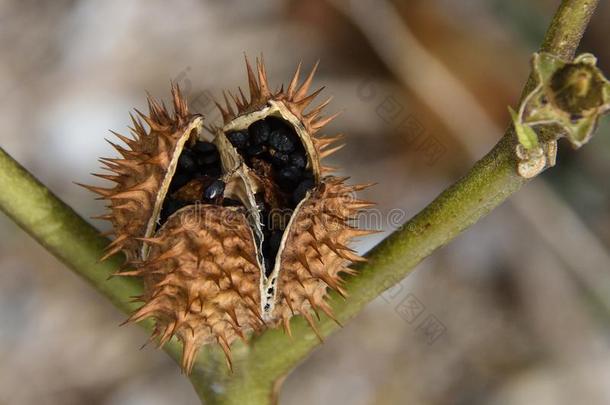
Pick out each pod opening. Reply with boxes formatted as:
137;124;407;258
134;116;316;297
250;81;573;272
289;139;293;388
226;116;316;277
159;139;236;225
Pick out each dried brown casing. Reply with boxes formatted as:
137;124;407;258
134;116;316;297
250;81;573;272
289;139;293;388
85;57;374;373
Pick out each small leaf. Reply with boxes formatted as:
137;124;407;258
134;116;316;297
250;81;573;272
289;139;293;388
509;106;539;150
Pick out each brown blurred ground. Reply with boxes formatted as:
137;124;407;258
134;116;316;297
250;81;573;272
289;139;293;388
1;1;610;404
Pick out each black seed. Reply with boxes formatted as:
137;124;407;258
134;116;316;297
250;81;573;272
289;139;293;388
246;143;265;157
249;120;271;144
192;141;217;154
178;150;197;172
198;151;219;165
203;179;225;200
292;178;315;205
276;166;302;189
227;131;249;149
289;152;307;169
269;130;296;153
269;150;290;167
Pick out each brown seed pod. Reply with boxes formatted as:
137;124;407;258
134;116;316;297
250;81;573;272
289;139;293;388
80;88;203;264
85;57;374;373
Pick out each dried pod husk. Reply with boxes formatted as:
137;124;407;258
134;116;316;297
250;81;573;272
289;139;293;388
127;205;263;372
273;178;374;337
85;58;374;374
82;86;203;264
213;57;375;332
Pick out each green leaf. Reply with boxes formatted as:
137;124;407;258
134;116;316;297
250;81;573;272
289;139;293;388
509;106;540;150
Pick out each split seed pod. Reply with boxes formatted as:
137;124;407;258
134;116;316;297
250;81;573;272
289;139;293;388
85;57;374;373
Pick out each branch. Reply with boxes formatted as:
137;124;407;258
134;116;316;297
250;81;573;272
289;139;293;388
0;1;599;403
0;150;184;357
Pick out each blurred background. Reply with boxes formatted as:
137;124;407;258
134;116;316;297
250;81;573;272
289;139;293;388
1;0;610;404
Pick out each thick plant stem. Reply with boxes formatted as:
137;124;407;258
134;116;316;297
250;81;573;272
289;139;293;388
0;150;140;312
0;149;183;359
0;1;598;404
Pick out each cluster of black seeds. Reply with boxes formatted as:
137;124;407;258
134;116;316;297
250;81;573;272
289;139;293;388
226;117;316;277
160;140;227;224
226;117;315;207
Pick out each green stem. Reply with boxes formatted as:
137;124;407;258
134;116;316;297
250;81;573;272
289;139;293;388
0;1;598;403
0;150;183;359
0;151;140;312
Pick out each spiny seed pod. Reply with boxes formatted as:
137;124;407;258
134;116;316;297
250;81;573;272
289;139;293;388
84;57;375;373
